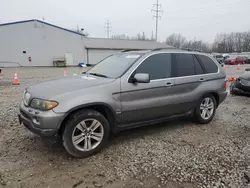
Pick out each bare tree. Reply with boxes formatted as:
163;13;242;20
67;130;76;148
242;32;250;52
166;33;186;48
112;32;153;41
182;40;211;53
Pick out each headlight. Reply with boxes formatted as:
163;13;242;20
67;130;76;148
23;92;31;106
30;98;58;111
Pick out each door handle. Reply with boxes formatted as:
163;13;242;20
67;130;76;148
199;78;206;82
165;82;173;87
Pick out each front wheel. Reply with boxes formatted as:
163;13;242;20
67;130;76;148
62;109;110;158
193;94;217;124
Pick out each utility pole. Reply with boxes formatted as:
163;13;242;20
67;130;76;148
151;0;163;41
105;20;111;38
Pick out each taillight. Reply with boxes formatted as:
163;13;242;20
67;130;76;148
224;80;227;89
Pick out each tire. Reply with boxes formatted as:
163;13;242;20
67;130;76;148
193;94;217;124
62;109;110;158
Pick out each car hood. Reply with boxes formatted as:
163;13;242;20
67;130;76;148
27;74;115;99
239;72;250;80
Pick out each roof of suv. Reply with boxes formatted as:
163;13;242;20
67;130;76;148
122;48;208;56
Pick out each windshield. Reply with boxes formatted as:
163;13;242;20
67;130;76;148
87;53;143;78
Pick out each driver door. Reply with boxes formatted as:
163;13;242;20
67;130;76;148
120;53;177;125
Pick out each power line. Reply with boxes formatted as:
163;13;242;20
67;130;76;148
151;0;163;41
105;20;112;38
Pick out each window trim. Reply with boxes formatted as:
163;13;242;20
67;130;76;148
126;52;220;82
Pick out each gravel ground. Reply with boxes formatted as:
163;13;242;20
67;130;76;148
0;65;250;188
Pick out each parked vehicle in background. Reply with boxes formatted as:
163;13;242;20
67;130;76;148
224;57;245;65
243;57;250;64
213;54;224;64
19;49;227;158
230;68;250;96
222;54;230;59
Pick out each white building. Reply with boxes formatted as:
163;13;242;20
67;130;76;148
0;19;170;67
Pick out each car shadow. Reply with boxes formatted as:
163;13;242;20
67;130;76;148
29;116;196;159
108;117;195;147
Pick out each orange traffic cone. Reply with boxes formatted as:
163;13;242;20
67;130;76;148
227;76;236;82
12;73;19;85
64;68;67;76
236;64;240;70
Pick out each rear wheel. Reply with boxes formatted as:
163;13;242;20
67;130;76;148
194;94;217;124
62;109;110;158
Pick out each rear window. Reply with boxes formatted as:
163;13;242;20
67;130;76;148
197;55;218;73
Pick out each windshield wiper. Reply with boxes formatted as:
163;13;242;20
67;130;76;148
89;73;108;78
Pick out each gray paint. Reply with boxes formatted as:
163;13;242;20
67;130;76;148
20;50;227;135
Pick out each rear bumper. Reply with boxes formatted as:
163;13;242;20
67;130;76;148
236;81;250;92
218;91;228;105
232;87;250;96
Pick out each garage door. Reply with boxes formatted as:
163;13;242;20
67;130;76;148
87;49;121;65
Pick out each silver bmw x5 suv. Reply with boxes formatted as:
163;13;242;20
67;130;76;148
19;48;227;157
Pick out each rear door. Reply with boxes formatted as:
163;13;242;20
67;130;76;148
171;53;206;114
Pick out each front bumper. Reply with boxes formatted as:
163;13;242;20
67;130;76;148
18;114;58;136
236;80;250;92
19;101;64;137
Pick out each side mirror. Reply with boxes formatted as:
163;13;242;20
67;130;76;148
245;68;250;71
131;73;150;83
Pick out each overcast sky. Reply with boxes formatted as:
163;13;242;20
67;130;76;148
1;0;250;43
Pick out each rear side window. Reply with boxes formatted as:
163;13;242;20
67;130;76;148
197;55;218;73
135;53;171;80
174;53;195;77
193;55;204;75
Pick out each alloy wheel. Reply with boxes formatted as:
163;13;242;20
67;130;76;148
72;119;104;151
200;97;214;120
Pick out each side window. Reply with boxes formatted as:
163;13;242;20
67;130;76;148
197;55;218;73
193;55;204;75
175;53;195;77
135;53;171;80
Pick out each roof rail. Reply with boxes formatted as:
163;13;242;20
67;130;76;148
151;47;177;51
180;48;202;52
121;49;146;52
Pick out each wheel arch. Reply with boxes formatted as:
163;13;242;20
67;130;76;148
58;102;117;136
209;92;219;107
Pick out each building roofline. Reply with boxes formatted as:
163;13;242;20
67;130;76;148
0;19;85;36
85;37;164;43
